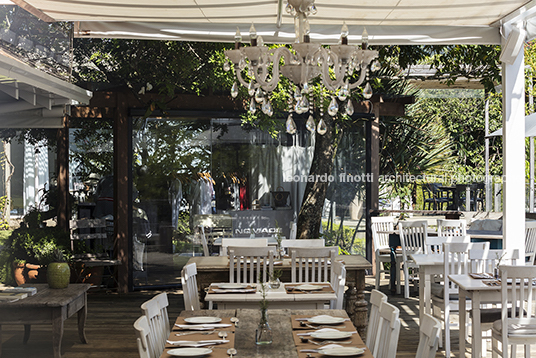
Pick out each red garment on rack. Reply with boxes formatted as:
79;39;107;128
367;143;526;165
239;184;249;210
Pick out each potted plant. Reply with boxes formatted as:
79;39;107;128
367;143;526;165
46;249;71;289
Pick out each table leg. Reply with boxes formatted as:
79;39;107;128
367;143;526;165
460;289;467;357
23;325;31;344
418;268;425;320
345;269;368;336
51;308;64;358
77;293;88;344
472;291;482;358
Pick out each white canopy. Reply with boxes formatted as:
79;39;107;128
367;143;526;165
488;113;536;138
9;0;536;45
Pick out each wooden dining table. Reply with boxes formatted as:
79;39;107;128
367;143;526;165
185;254;371;335
161;308;372;358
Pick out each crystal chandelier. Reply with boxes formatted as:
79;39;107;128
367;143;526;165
223;0;380;135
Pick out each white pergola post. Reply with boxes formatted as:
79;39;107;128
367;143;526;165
502;24;526;261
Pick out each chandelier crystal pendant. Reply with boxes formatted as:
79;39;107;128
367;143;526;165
223;0;379;135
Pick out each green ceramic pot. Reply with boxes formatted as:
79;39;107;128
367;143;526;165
47;262;70;289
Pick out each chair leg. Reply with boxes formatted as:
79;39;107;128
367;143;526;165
396;261;401;295
404;267;410;299
375;260;381;290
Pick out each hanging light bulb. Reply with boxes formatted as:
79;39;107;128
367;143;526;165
249;23;258;46
248;81;255;96
231;82;238;98
255;87;264;103
345;100;354;116
249;97;257;113
286;113;297;134
317;118;327;135
306;114;316;133
328;97;339;116
361;27;369;49
363;82;373;99
340;22;349;45
234;27;242;43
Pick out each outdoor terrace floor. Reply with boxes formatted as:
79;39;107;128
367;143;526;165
0;275;511;358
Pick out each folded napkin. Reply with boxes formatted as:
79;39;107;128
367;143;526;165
296;328;356;336
211;288;256;293
470;273;494;279
166;339;229;347
295;316;350;322
175;323;233;330
300;344;343;353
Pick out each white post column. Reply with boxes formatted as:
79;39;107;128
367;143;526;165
502;25;526;261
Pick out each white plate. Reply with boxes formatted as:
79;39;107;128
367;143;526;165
167;347;213;357
317;347;365;356
184;317;222;324
217;283;249;289
310;330;353;340
307;315;346;325
295;284;323;291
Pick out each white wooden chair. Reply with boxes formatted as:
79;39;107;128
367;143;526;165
399;220;428;298
290;247;338;283
415;313;441;358
373;300;401;358
524;221;536;264
366;289;388;353
491;265;536;358
371;216;402;294
153;293;170;343
134;315;154;358
432;242;489;358
197;225;209;256
181;262;200;311
437;219;467;237
329;260;346;309
469;248;519;355
425;234;471;255
220;238;268;256
281;238;325;255
228;246;275;284
140;297;165;358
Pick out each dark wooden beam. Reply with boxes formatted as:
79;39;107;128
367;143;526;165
113;92;131;293
56;115;69;232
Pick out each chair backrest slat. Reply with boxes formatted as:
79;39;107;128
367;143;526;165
290;247;338;283
228;246;274;283
366;289;388;351
181;263;200;311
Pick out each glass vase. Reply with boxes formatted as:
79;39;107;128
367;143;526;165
269;277;281;290
255;311;273;345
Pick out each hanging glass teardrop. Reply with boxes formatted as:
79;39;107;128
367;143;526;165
286;114;297;134
306;115;316;133
249;98;257;113
248;81;255;96
255;88;264;103
317;118;327;135
302;82;310;94
328;97;339;116
363;82;373;99
294;89;303;101
301;96;309;111
238;57;246;70
346;100;354;116
231;82;239;98
338;80;349;101
223;61;231;72
262;99;273;116
371;59;381;72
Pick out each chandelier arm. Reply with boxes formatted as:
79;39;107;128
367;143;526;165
236;69;252;88
348;69;367;89
253;47;294;92
320;53;344;92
